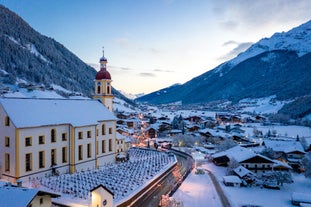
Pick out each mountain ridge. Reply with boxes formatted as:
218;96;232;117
136;20;311;106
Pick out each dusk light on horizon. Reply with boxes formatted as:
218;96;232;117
2;0;311;94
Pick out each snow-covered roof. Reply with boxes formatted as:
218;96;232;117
0;98;116;128
223;175;242;184
273;159;292;169
264;140;305;154
233;166;255;177
213;145;274;163
292;192;311;203
0;186;59;207
212;146;254;162
116;132;127;140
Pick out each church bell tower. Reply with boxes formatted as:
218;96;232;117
93;48;113;112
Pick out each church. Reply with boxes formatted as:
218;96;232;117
0;50;124;183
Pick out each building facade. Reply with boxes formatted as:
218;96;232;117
0;51;125;183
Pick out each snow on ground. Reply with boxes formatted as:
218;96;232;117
239;96;289;114
173;168;222;207
114;97;138;113
51;84;72;94
3;88;64;99
220;173;311;207
242;123;311;138
177;151;311;207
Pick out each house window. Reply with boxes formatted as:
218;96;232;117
87;131;91;138
97;85;100;94
78;131;83;140
62;147;67;163
5;137;10;147
109;127;112;134
51;129;56;143
25;137;32;147
5;116;10;126
262;164;265;169
62;133;67;141
40;198;43;204
78;145;83;160
38;135;45;145
102;124;106;135
39;151;45;168
102;140;106;153
109;139;112;152
25;153;32;172
96;129;98;136
5;153;10;172
87;143;91;158
51;149;56;166
255;164;257;168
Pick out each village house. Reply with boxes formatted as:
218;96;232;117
212;145;276;176
263;140;305;171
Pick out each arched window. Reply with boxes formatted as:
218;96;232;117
51;129;56;142
97;86;101;94
107;86;110;94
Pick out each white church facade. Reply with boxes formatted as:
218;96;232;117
0;50;124;183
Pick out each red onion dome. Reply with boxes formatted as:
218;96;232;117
95;69;111;80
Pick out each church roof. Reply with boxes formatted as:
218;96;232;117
95;68;111;80
0;98;116;128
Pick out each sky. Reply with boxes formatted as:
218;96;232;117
1;0;311;95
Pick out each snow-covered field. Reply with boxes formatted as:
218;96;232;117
242;123;311;138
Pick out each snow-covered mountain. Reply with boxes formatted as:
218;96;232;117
0;5;134;106
215;20;311;73
136;20;311;117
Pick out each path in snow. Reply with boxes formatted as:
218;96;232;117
206;169;231;207
172;167;222;207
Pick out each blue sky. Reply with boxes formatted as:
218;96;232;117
1;0;311;95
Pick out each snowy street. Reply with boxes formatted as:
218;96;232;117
173;167;222;207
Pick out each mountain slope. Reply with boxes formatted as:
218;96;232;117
0;5;134;105
136;20;311;105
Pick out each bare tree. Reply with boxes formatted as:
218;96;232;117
274;171;293;186
301;152;311;178
226;157;240;175
216;138;237;152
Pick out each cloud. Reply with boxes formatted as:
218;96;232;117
148;48;161;54
139;72;156;77
222;40;239;46
114;38;131;49
219;20;238;30
218;41;253;61
110;65;133;71
153;69;174;73
213;0;311;30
